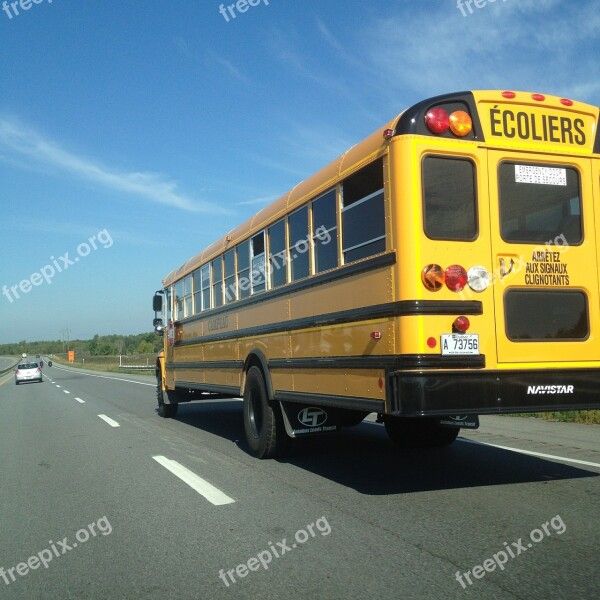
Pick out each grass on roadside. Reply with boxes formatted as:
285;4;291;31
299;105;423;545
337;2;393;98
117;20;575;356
504;411;600;425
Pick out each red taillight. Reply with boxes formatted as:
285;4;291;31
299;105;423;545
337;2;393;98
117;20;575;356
453;316;470;332
444;265;468;292
15;370;20;375
502;91;516;99
425;108;450;134
427;337;437;349
36;368;41;373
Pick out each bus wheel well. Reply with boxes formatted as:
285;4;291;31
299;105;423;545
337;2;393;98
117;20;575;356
242;351;273;401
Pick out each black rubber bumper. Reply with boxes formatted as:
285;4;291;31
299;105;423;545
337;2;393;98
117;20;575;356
388;368;600;416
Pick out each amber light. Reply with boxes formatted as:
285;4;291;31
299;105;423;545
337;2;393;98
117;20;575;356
422;264;445;291
449;110;472;137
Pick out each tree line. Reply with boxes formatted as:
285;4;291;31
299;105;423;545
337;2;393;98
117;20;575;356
0;333;162;357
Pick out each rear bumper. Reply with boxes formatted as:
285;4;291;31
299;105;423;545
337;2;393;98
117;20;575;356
388;368;600;416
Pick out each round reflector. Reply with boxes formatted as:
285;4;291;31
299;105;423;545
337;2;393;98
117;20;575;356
467;265;491;292
425;108;450;134
421;264;444;291
445;265;468;292
449;111;472;137
453;316;470;333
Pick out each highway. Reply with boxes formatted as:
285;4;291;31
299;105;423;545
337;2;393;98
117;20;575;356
0;362;599;599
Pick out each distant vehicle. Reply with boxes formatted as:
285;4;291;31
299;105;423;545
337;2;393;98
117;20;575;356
48;360;53;367
21;353;27;358
15;362;43;385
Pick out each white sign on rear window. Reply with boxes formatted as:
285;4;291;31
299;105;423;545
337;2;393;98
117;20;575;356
515;165;567;186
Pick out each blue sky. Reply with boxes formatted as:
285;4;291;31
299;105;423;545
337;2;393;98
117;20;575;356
0;0;599;343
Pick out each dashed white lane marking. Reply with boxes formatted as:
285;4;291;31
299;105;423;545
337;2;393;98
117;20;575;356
75;397;85;404
55;385;61;388
459;438;600;469
63;390;70;394
98;414;120;428
152;456;235;506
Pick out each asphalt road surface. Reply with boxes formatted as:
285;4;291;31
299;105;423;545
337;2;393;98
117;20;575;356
1;362;599;599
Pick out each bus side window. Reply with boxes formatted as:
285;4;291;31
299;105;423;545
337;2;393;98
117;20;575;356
224;249;236;304
288;206;310;281
312;189;337;273
212;257;223;308
174;280;184;321
237;240;250;300
269;219;287;288
193;269;202;314
251;232;266;294
423;156;477;240
341;158;385;263
183;275;193;318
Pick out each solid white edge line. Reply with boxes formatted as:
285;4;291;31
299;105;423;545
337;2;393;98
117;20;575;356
459;438;600;469
98;414;120;428
75;397;85;403
152;455;235;506
51;363;154;386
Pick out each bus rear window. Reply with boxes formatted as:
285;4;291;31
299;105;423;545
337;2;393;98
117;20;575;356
423;156;477;240
499;162;582;244
505;290;588;341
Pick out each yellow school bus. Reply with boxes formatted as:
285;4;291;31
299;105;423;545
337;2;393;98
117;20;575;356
153;90;600;458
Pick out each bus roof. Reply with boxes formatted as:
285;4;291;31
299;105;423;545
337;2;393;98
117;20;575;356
163;113;399;286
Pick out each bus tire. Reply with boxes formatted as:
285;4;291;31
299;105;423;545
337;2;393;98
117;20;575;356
156;381;178;418
431;425;460;447
385;417;460;448
338;409;370;427
243;366;286;459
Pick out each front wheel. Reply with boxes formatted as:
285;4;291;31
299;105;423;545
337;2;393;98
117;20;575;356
243;366;286;459
156;380;178;418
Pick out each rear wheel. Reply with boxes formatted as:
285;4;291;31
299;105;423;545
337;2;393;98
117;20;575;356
156;379;178;418
384;417;459;448
243;366;286;459
337;409;370;428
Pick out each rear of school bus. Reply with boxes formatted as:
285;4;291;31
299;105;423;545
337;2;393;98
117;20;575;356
386;90;600;437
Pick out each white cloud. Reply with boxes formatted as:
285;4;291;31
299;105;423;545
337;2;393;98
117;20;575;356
0;117;230;214
361;0;600;104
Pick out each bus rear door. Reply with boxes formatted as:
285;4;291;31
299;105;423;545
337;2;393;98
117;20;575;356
487;150;600;364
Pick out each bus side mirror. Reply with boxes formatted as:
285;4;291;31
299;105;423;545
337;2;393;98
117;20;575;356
153;294;163;312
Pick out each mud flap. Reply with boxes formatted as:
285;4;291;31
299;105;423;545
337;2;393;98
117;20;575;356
279;402;340;438
438;415;479;429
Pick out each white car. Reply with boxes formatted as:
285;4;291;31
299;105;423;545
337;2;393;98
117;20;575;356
15;362;43;385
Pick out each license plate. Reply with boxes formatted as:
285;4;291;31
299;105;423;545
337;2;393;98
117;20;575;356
441;334;479;355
